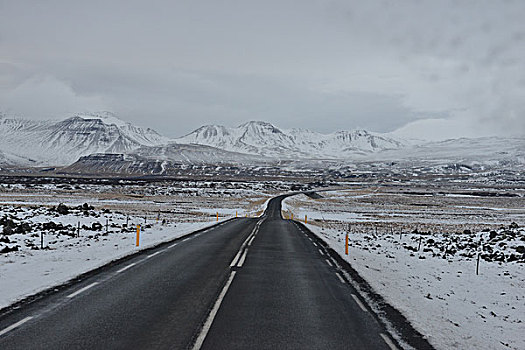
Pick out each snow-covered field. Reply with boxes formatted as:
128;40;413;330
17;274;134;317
0;179;277;310
283;190;525;350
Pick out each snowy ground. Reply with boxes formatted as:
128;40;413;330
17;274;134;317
283;190;525;350
0;180;277;310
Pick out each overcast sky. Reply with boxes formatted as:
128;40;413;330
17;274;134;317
1;0;524;140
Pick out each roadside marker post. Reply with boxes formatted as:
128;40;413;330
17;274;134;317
236;211;238;218
476;239;482;275
291;213;293;220
40;232;44;249
136;225;140;247
305;215;307;224
345;233;349;255
476;252;480;275
216;212;219;222
77;221;80;237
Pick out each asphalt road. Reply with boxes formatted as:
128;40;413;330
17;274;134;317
0;195;400;349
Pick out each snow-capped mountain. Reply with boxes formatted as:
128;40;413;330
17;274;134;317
176;121;405;159
0;112;169;166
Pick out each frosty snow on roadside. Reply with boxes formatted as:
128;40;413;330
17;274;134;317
283;189;524;350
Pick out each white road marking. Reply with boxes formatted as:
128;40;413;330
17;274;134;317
192;271;237;350
335;272;345;284
237;249;248;267
351;294;368;312
230;249;243;267
318;249;324;255
325;259;333;267
380;333;399;350
146;251;161;259
230;220;262;266
0;316;33;336
67;282;99;299
168;243;178;248
116;262;136;273
312;242;318;247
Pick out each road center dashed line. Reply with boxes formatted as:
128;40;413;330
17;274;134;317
0;316;33;337
380;333;399;350
351;294;368;313
168;243;178;248
67;282;99;299
116;262;136;273
192;271;237;350
325;259;334;267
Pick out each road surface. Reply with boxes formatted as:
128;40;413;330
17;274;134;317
0;195;403;349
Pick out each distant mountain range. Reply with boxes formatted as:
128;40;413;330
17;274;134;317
0;112;523;176
0;112;168;166
0;112;407;166
176;121;404;159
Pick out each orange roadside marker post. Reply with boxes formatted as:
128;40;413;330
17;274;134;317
136;224;141;247
345;233;349;255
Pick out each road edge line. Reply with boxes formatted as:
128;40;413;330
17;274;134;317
0;316;33;337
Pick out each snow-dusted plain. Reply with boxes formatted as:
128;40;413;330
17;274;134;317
0;180;278;310
283;190;525;350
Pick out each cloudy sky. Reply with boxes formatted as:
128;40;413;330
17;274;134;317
1;0;524;140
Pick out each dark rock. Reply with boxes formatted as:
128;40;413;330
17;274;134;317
2;226;14;235
0;245;19;253
43;222;64;231
57;203;69;215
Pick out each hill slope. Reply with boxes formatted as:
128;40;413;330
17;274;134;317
0;112;169;166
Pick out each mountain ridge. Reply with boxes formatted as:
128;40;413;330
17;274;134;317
0;113;523;174
176;120;405;159
0;112;169;166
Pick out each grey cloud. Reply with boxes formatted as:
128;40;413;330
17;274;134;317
0;0;524;139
